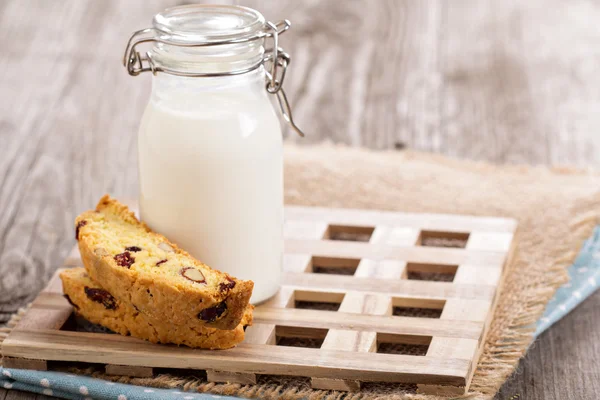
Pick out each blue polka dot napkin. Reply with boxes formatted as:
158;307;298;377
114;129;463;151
0;368;235;400
2;227;599;399
535;226;600;336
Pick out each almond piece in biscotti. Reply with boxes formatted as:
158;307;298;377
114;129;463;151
181;267;206;284
158;242;174;253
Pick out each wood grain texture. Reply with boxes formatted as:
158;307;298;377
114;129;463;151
314;227;412;390
104;365;154;378
2;358;47;371
1;0;599;399
206;370;257;385
496;290;600;400
3;329;472;386
4;392;37;400
4;200;515;393
419;232;508;395
0;390;56;400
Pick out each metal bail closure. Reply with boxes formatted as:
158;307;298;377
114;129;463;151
122;18;305;137
263;21;305;137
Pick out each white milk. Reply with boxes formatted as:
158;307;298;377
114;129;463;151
138;68;283;303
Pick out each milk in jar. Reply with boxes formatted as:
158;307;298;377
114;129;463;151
124;5;303;303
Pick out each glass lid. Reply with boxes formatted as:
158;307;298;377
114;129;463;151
152;5;266;44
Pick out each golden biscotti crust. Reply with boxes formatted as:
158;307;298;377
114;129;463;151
60;268;252;349
76;195;254;331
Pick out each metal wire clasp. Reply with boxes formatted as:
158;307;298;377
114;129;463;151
263;21;304;137
123;19;305;137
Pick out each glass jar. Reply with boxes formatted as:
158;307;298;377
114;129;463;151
123;5;303;303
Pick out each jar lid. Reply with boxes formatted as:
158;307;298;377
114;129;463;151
123;5;305;137
123;5;290;78
153;5;266;45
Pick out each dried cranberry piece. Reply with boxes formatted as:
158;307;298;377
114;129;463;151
125;246;142;252
218;277;236;293
114;252;135;268
198;301;227;322
63;294;79;309
75;220;87;240
156;259;167;266
84;287;118;310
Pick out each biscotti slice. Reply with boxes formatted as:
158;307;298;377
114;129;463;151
60;268;252;349
75;195;254;331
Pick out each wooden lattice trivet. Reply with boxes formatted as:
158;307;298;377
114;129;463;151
1;206;517;395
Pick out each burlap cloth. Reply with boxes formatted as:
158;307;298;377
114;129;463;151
2;144;600;399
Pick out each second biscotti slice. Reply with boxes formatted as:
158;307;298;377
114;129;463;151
75;195;254;330
60;268;252;349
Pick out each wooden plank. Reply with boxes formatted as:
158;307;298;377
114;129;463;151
252;308;483;339
2;329;470;385
243;323;276;345
313;227;419;391
418;297;488;395
285;238;508;267
405;263;459;275
497;291;600;400
31;293;72;310
320;227;417;354
285;206;518;234
392;297;446;310
282;272;496;301
255;216;328;348
13;308;71;332
419;231;511;395
207;370;257;385
424;299;490;359
453;264;503;286
5;391;37;400
42;271;64;294
465;231;515;252
105;364;154;378
282;254;312;273
318;296;387;353
284;220;328;240
2;357;47;371
311;377;361;392
250;287;294;346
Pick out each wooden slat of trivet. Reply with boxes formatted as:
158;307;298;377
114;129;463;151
313;227;418;391
418;232;511;395
2;206;517;395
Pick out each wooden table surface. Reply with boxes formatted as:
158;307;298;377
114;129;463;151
1;1;599;399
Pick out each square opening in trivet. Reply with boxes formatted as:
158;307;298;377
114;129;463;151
404;262;458;282
47;360;108;372
326;225;374;242
376;333;432;356
293;290;345;311
392;297;445;318
417;230;470;248
275;326;329;349
309;256;360;275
